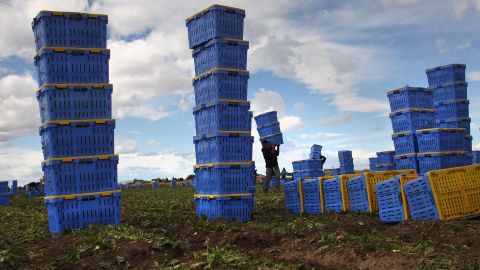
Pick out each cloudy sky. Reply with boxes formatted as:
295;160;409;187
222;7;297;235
1;0;480;184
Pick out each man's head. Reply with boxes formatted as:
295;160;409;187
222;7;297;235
261;140;270;148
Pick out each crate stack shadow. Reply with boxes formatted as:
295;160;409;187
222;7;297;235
186;5;255;222
32;11;120;233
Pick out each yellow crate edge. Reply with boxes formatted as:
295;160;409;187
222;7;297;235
195;161;254;168
39;118;114;128
319;176;335;214
298;180;305;214
43;154;118;163
37;83;113;92
339;174;360;212
260;132;282;140
193;68;249;81
37;10;108;18
416;128;466;133
389;108;436;116
194;193;252;199
44;190;121;200
186;4;244;22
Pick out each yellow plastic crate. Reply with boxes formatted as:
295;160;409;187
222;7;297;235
427;165;480;220
318;176;335;213
364;170;417;213
399;175;421;220
338;174;360;211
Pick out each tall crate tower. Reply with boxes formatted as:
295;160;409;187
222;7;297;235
186;5;255;222
32;11;121;233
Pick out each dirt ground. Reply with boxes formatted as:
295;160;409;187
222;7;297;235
0;187;479;269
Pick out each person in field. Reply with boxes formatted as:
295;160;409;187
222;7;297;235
261;140;281;192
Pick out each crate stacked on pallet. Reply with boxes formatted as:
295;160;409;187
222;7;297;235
0;181;9;206
254;111;284;145
32;11;120;233
425;64;472;170
387;86;435;174
187;5;254;222
338;150;354;174
404;164;480;220
375;151;396;171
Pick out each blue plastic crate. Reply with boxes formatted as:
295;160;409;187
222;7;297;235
394;154;419;173
300;159;323;171
392;132;418;155
403;176;440;220
186;5;245;49
194;163;254;194
195;194;253;222
193;68;249;106
45;191;121;234
32;11;108;51
300;170;325;179
0;181;8;193
0;194;9;206
34;48;110;87
339;157;354;165
338;150;353;159
11;180;17;195
311;144;322;153
389;109;435;133
387;86;433;112
194;132;253;164
43;155;118;196
347;175;370;213
284;180;302;214
431;81;468;104
36;84;112;123
330;168;341;176
260;132;283;145
434;99;469;121
473;151;480;159
292;161;302;171
40;120;115;160
309;152;323;159
193;38;248;75
152;182;159;189
426;64;466;88
302;179;321;215
323;178;343;213
465;135;473;153
254;111;278;128
417;152;469;174
375;164;396;171
376;151;395;165
376;176;405;223
193;100;251;135
435;117;471;135
257;122;281;138
415;128;465;153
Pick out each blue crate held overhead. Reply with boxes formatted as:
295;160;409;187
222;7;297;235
431;81;468;103
302;179;322;215
37;84;112;123
434;99;469;121
415;128;466;153
376;176;405;223
194;194;253;222
193;68;249;106
426;64;466;88
45;191;121;234
435;117;471;134
376;151;395;165
34;47;110;86
389;108;435;133
254;111;278;128
257;122;281;138
193;100;251;135
403;176;439;220
311;144;323;153
260;132;284;145
387;86;433;112
284;180;302;214
310;152;323;159
194;132;253;164
40;119;115;160
194;162;254;194
392;132;418;155
347;175;371;213
42;155;118;196
323;177;343;213
193;38;249;75
394;154;419;173
32;11;108;51
186;5;245;49
417;152;469;174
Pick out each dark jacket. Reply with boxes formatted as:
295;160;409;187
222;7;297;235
262;146;279;168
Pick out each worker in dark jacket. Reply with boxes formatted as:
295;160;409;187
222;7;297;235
261;140;281;192
320;155;326;165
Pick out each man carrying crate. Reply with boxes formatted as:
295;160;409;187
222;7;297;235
261;140;281;192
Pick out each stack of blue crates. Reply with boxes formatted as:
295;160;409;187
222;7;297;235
330;168;341;176
387;86;434;173
0;181;9;206
32;11;120;233
309;144;323;159
375;151;396;171
473;151;480;164
338;150;354;174
369;157;378;171
254;111;284;145
10;180;17;195
292;159;324;180
187;5;254;222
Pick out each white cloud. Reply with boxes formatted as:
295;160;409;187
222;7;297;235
251;89;286;116
456;40;472;50
0;148;43;186
147;139;158;145
320;112;353;126
115;138;138;154
293;103;306;114
299;132;343;140
452;0;470;18
279;116;307;132
435;38;449;54
377;0;420;7
468;71;480;81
